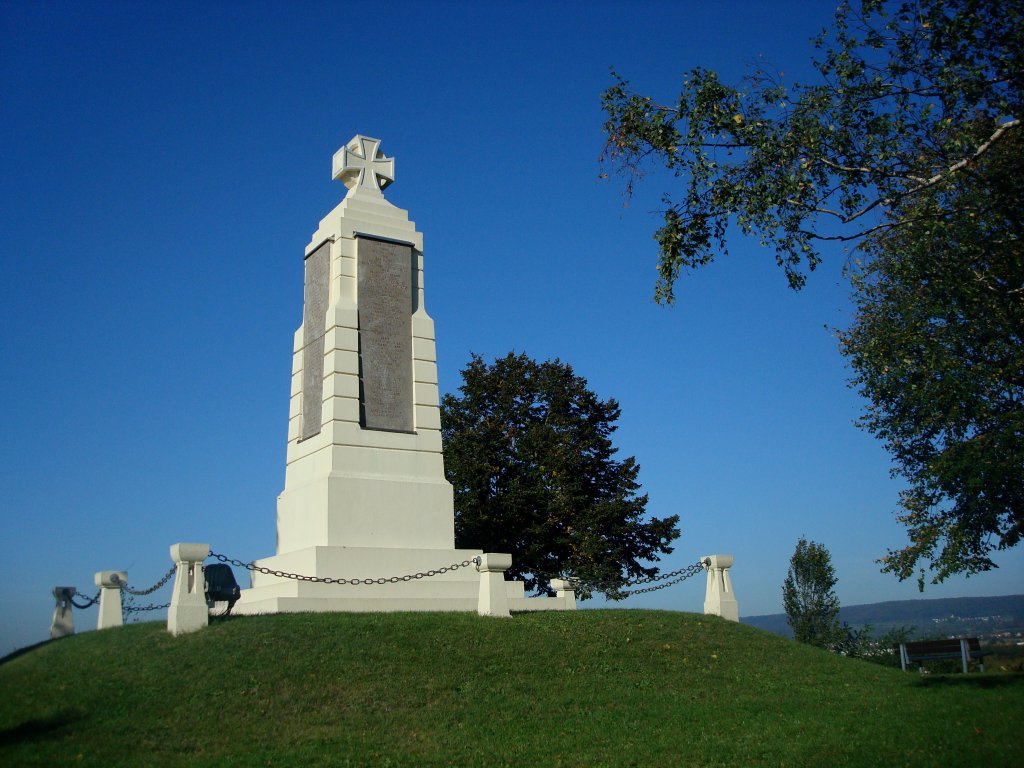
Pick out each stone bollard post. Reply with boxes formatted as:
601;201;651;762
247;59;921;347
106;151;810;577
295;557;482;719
476;553;512;618
167;543;210;636
95;571;127;630
702;554;739;622
50;587;77;639
550;578;577;610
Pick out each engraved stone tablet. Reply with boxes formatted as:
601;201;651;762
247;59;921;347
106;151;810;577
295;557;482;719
357;236;414;432
300;241;330;440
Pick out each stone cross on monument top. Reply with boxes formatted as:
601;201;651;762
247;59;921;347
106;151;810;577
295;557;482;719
332;135;394;195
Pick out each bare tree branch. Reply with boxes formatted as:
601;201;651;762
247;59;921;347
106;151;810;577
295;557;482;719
901;120;1021;198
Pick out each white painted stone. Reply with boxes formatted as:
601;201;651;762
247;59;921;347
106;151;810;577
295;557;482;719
413;337;437;361
702;554;739;622
167;543;210;636
95;571;126;630
413;359;438;385
549;578;578;610
414;382;440;406
476;553;512;618
508;595;577;612
324;326;360;352
415;405;442;431
50;587;76;639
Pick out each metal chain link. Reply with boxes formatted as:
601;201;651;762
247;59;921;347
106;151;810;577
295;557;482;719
124;602;171;614
619;558;710;596
69;590;101;609
552;557;709;596
628;558;711;585
210;551;481;585
114;566;176;596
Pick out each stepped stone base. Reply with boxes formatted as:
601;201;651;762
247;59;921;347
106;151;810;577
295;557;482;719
232;545;574;615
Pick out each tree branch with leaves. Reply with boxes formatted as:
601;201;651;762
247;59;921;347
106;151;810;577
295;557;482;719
602;0;1022;303
602;0;1023;584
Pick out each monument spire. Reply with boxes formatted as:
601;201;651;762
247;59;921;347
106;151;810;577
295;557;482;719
230;135;577;616
332;135;394;195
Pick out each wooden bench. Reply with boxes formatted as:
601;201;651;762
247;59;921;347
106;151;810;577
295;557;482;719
898;638;987;673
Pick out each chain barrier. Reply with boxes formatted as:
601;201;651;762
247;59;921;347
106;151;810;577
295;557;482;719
565;561;708;598
113;566;176;596
209;551;482;585
59;554;704;611
124;602;171;614
69;590;101;610
618;558;710;596
628;558;710;585
58;566;176;616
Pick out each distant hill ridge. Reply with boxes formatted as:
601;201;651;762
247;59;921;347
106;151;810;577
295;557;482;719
743;593;1024;638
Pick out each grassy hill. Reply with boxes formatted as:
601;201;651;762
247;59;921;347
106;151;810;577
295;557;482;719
1;610;1021;767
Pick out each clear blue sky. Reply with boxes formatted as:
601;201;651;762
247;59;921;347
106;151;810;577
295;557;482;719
2;1;1020;654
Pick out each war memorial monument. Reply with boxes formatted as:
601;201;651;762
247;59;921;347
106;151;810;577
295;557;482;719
232;135;573;616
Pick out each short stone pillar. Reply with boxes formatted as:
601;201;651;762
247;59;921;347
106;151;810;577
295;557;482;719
476;553;512;618
50;587;77;639
702;554;739;622
550;578;577;610
95;571;127;630
168;543;210;636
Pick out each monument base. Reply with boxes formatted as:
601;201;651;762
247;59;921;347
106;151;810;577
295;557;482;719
232;546;576;615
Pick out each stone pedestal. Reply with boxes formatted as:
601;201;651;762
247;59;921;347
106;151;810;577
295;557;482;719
95;571;126;630
168;543;210;636
703;554;739;622
50;587;76;639
476;553;512;618
550;579;578;610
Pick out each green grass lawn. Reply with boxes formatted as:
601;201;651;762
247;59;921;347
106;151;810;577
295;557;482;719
1;610;1021;767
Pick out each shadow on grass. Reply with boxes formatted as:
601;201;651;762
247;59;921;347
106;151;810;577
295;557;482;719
911;673;1024;689
0;638;56;666
0;710;82;746
209;612;243;625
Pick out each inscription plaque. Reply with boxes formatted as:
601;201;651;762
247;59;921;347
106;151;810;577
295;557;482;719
300;241;330;440
357;236;414;432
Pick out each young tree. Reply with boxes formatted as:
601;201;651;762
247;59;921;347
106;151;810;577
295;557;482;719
601;0;1023;583
783;538;842;648
440;352;680;599
832;623;915;666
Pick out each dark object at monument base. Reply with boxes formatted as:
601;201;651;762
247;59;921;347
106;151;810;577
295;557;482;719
204;564;241;615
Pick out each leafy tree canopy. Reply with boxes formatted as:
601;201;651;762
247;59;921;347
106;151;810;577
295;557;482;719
602;0;1023;584
838;130;1023;585
440;352;680;599
783;538;842;648
602;0;1021;304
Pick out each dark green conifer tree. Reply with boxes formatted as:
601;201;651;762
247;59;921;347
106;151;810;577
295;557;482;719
783;538;842;647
